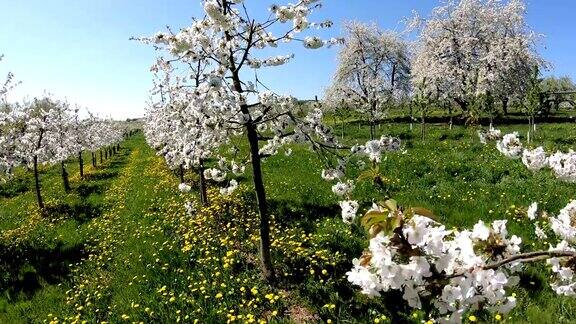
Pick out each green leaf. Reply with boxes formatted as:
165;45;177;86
357;165;380;183
361;210;389;231
410;207;436;219
383;199;398;212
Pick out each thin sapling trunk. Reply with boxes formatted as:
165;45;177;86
33;155;44;210
61;161;70;192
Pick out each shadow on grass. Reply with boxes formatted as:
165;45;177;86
43;201;103;224
553;136;576;146
76;183;105;198
0;178;30;199
518;271;545;294
108;161;127;169
83;170;119;182
269;199;340;226
0;242;86;300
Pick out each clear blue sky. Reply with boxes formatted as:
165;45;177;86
1;0;574;120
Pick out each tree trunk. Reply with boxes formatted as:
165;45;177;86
105;149;108;160
527;116;532;144
448;103;453;130
391;64;397;88
61;161;70;192
421;112;426;140
340;119;345;140
502;98;509;115
370;102;377;140
246;123;274;281
33;155;44;210
79;151;84;180
225;23;274;282
232;88;274;281
409;103;414;131
199;159;208;206
100;150;103;163
92;152;96;167
179;164;185;183
455;98;468;112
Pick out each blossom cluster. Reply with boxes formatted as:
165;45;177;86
494;131;576;182
477;127;502;144
348;200;576;322
547;201;576;296
352;135;402;163
322;135;401;224
495;132;523;159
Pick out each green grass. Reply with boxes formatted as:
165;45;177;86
254;121;576;322
0;122;575;323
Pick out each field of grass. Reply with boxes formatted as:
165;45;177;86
1;121;575;323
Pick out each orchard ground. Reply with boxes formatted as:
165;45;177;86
1;120;576;323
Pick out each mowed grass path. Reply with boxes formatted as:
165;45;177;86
0;135;192;323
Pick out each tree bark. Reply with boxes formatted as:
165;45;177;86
448;250;576;279
370;102;377;140
502;97;509;115
246;123;274;281
421;112;426;140
179;164;185;183
448;103;453;130
92;152;96;167
527;116;532;144
455;98;468;112
224;11;274;281
33;155;44;210
61;161;70;192
199;159;208;206
409;102;414;131
100;150;103;163
79;151;84;180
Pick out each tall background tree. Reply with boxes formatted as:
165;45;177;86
325;21;410;140
16;96;59;210
0;55;20;181
45;99;78;192
411;0;543;120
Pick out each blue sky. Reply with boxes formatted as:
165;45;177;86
1;0;574;119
